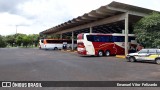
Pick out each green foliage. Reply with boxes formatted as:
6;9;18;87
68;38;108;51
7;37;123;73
0;35;7;48
16;33;26;46
22;35;31;47
5;34;16;47
0;33;39;48
134;12;160;48
29;34;39;47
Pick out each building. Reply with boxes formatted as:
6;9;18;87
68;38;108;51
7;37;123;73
40;1;158;55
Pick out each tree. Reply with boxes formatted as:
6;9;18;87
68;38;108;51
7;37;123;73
134;12;160;48
0;35;7;48
28;34;39;47
5;34;16;47
22;35;32;47
32;34;39;47
16;33;26;46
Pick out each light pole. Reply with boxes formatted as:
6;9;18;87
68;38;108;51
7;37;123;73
15;25;18;47
16;25;18;34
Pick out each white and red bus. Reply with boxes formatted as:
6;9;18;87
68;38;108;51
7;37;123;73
39;39;77;50
77;33;137;56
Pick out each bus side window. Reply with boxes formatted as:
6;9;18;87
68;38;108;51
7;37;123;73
56;40;61;43
105;36;109;42
86;35;94;42
108;36;113;42
129;37;135;42
46;40;49;43
99;36;106;42
112;36;116;42
94;36;100;42
113;36;124;42
118;36;124;42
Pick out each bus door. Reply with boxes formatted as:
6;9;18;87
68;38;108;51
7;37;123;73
85;35;95;55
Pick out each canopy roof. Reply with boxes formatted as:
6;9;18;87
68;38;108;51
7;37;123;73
40;1;157;35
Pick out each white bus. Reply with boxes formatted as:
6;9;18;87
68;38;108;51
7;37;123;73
77;33;137;56
39;39;77;50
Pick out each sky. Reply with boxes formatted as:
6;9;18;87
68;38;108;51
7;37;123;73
0;0;160;35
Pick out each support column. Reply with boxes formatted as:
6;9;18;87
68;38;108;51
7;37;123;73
90;27;92;33
125;13;129;56
60;34;63;39
72;31;74;50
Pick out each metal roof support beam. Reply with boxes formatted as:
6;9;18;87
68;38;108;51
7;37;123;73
71;20;76;23
75;18;90;23
88;12;106;18
128;11;148;17
81;16;97;20
88;14;103;18
125;12;129;56
90;27;93;33
72;31;74;50
107;6;148;17
96;10;108;15
60;34;63;39
75;18;84;22
106;6;126;12
96;10;114;15
55;13;126;34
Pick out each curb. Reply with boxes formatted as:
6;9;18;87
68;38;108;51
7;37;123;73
61;50;125;58
115;55;126;59
61;50;77;53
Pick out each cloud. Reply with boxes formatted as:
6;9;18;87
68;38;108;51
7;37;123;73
0;0;30;14
18;0;111;27
0;0;160;35
0;12;33;35
0;12;32;26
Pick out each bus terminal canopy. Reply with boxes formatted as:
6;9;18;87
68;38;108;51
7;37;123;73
40;1;157;35
40;1;159;55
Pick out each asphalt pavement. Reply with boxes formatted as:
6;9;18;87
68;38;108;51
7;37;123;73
0;48;160;90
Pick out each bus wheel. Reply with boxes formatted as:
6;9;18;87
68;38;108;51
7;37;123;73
105;50;110;56
54;47;58;50
98;50;103;57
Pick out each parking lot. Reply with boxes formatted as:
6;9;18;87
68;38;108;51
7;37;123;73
0;48;160;90
0;48;160;81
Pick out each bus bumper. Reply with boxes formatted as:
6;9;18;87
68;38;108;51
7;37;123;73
77;51;87;55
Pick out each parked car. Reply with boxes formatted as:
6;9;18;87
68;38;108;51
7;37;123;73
126;49;160;64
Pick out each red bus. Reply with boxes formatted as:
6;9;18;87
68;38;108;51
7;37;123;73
77;33;137;56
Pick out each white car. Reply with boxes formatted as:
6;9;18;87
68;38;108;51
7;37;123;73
126;49;160;64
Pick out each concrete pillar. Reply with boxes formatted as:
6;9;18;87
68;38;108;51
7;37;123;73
125;13;129;56
60;34;63;39
72;31;74;50
90;27;93;33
